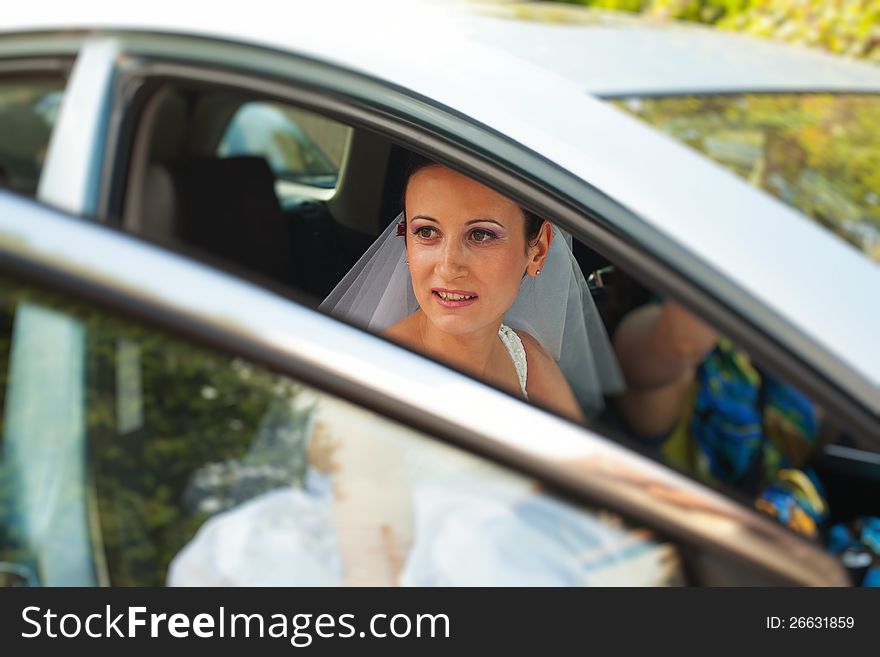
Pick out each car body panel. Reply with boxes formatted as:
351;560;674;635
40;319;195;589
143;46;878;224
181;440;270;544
459;9;880;96
37;39;119;216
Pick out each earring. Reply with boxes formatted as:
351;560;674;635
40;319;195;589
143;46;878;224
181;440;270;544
535;268;541;276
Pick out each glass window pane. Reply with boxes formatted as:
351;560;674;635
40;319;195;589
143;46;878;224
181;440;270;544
217;101;350;189
0;274;682;586
0;78;65;197
612;94;880;264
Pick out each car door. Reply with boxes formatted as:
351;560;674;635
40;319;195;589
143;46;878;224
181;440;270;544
10;30;869;583
0;190;847;586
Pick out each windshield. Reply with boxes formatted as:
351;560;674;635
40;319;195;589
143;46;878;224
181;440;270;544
611;93;880;264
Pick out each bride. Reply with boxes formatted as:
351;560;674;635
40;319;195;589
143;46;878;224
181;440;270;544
166;156;641;587
321;154;622;422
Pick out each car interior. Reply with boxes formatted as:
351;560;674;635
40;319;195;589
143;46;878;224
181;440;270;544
118;82;623;313
121;84;386;302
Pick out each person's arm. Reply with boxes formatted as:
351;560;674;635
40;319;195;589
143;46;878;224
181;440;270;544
518;332;587;424
612;301;718;438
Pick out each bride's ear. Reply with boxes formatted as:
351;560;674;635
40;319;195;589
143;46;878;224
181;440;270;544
527;221;553;276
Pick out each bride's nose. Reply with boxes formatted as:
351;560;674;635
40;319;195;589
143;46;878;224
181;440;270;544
435;239;467;279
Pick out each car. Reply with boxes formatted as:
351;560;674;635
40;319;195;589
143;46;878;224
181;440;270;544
0;0;877;587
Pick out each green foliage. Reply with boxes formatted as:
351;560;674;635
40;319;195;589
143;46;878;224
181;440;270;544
716;0;880;61
0;280;313;586
554;0;648;11
544;0;880;61
649;0;748;23
613;93;880;261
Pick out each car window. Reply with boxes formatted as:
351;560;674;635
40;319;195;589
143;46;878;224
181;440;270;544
614;94;880;262
0;78;65;197
217;101;349;189
0;272;683;586
611;93;880;264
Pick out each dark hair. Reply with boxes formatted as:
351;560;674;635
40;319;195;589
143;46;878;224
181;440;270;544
402;153;544;246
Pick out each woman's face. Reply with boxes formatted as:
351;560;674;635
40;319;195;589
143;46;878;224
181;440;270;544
404;165;548;336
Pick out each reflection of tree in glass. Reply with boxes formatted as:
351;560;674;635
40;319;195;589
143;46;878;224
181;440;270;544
85;324;312;586
0;278;312;585
181;395;315;516
0;82;62;196
615;93;880;262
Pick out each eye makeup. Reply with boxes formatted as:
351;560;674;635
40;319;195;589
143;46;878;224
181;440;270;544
469;227;500;243
408;217;510;244
410;224;439;240
468;220;508;243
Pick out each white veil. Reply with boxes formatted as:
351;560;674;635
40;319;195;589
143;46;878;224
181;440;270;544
319;213;623;417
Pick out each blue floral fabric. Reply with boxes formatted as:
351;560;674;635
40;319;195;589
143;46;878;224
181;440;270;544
660;340;827;537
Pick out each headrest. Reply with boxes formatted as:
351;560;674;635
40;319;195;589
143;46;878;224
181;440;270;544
171;156;282;228
168;156;290;281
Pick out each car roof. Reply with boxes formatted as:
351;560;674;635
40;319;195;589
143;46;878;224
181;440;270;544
3;1;880;400
8;1;880;95
455;7;880;96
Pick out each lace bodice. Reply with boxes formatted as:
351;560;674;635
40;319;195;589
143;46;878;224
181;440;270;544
498;324;528;399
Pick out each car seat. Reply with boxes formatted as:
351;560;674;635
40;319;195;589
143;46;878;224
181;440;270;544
167;155;293;284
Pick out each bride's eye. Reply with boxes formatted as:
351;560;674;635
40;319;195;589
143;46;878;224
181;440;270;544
470;229;496;243
414;226;437;239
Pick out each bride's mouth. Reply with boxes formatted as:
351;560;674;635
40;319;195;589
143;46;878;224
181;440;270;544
432;288;478;308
